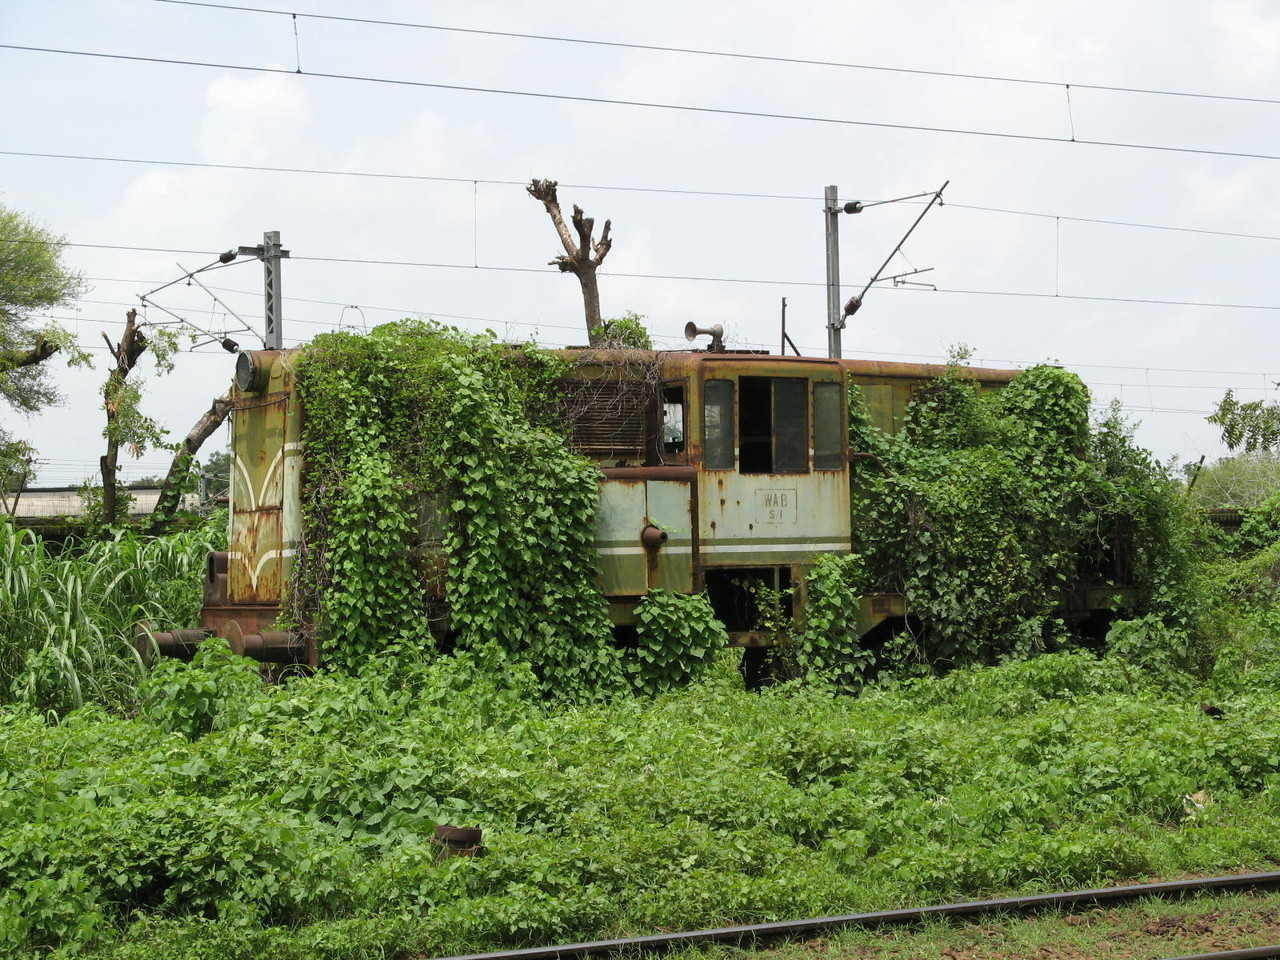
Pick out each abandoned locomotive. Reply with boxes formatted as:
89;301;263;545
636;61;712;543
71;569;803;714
167;332;1017;666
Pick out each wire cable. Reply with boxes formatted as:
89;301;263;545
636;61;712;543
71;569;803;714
10;150;1280;246
12;236;1280;314
152;0;1280;108
5;43;1280;164
0;149;829;203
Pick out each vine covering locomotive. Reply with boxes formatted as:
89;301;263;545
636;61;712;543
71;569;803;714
179;336;1018;666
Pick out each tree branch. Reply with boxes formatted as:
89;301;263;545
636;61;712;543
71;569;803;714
0;338;58;375
592;219;613;266
100;308;150;526
527;179;579;258
149;389;234;533
571;205;594;259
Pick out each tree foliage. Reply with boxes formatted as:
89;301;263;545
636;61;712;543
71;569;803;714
0;204;87;415
1208;389;1280;453
0;205;90;470
1184;451;1280;511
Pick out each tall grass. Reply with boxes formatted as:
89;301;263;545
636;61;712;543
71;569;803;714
0;516;224;713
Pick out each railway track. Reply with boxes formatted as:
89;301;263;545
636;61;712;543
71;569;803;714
437;871;1280;960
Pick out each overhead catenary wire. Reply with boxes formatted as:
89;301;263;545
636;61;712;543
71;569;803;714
0;149;827;203
152;0;1280;108
58;288;1280;386
12;236;1280;315
8;149;1280;247
6;43;1280;164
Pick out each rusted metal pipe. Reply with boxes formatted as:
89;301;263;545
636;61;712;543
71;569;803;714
640;524;668;549
222;620;305;664
433;825;485;859
134;622;211;662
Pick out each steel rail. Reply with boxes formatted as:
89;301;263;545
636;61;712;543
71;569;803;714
1161;948;1280;960
436;871;1280;960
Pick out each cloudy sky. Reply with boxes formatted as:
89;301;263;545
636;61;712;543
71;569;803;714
3;0;1279;484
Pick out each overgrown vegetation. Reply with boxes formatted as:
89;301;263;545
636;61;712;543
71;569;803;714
1185;451;1280;511
590;310;652;349
629;589;725;694
9;334;1280;958
0;516;223;715
291;320;626;699
848;357;1199;670
10;630;1280;958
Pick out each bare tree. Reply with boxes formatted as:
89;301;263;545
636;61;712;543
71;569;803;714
527;179;614;345
99;309;150;526
148;390;233;532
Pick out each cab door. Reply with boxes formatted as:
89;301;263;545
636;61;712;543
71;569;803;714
695;363;851;568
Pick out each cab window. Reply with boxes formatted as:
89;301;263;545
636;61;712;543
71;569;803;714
813;381;844;469
739;376;807;474
660;383;686;457
702;379;734;469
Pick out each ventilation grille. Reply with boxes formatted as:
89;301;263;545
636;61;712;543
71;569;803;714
560;378;652;457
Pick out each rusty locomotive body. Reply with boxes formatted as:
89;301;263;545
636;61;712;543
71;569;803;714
191;344;1018;665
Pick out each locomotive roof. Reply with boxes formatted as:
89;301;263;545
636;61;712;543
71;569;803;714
262;342;1020;385
552;348;1021;384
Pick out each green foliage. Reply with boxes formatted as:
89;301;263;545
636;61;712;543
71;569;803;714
629;590;726;695
851;365;1197;669
15;646;1280;958
292;321;624;699
1104;614;1204;688
1185;451;1280;511
203;450;231;499
589;311;651;349
77;478;135;535
792;553;872;688
1208;389;1280;453
0;515;225;714
0;203;89;416
1235;488;1280;554
140;638;262;740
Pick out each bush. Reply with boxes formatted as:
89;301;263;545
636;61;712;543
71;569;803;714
293;322;624;700
791;553;872;688
629;590;726;695
1236;488;1280;554
140;638;263;740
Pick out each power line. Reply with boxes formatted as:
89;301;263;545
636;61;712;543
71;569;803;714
0;149;823;203
15;235;1280;313
28;318;1236;419
10;149;1280;246
944;201;1280;243
6;43;1280;164
13;233;1280;314
154;0;1280;108
0;237;217;256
